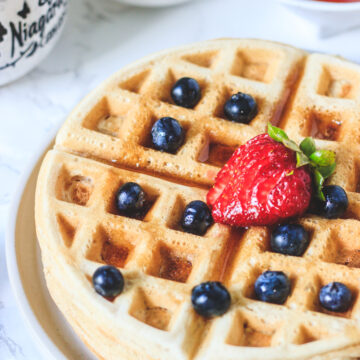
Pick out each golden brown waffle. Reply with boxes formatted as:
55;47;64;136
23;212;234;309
55;39;304;186
35;39;360;360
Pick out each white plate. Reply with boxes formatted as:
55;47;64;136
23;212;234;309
5;132;97;360
114;0;192;7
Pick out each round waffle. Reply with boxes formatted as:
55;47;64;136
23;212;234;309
35;39;360;359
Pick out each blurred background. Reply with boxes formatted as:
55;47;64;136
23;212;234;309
1;0;360;358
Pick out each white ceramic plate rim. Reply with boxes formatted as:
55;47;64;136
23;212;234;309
5;125;64;360
278;0;360;11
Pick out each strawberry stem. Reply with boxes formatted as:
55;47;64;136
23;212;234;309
267;123;336;200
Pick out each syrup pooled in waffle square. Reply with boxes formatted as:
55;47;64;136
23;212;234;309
35;39;360;359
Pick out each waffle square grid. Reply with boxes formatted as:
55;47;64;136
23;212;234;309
36;39;360;359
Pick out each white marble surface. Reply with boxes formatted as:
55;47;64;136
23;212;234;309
2;0;360;358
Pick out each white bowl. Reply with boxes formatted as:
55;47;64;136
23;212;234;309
114;0;192;7
277;0;360;37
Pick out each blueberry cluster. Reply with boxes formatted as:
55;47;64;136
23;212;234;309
148;77;203;154
253;270;352;313
168;78;348;220
93;182;351;317
114;182;213;236
92;265;232;318
89;75;351;319
149;77;260;154
91;263;352;318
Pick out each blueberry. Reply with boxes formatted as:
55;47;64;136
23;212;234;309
171;77;201;108
270;224;310;256
115;182;146;216
223;92;258;123
92;265;124;298
181;200;213;235
310;185;348;219
151;117;185;153
191;281;231;317
254;271;290;304
319;282;352;312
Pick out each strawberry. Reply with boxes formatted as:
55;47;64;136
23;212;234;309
207;133;312;227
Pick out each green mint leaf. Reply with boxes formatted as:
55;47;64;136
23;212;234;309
283;139;301;153
296;152;310;168
309;150;336;167
268;123;289;143
300;137;316;157
314;169;325;201
267;124;301;153
317;162;336;179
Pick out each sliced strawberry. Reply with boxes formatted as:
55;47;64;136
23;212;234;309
207;134;312;227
